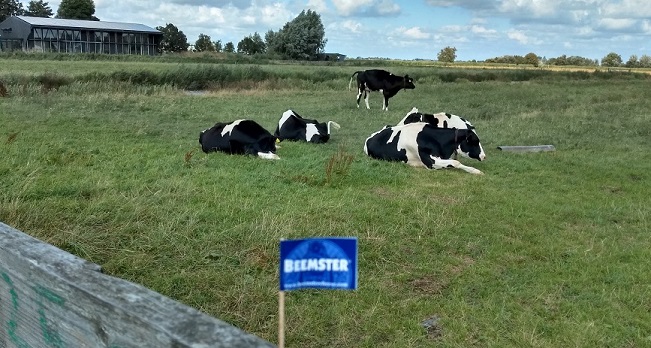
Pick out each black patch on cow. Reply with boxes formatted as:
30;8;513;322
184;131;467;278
365;128;407;163
402;112;425;125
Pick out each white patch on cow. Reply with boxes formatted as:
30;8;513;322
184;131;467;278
257;152;280;160
279;110;295;129
389;123;427;166
429;156;483;175
221;119;245;136
397;123;427;167
305;123;320;141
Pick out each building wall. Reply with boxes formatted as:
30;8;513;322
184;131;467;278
0;17;162;55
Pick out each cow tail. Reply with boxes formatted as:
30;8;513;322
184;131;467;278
348;71;361;91
327;121;341;134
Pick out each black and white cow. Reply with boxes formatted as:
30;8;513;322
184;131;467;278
397;107;486;160
199;119;279;160
364;123;484;174
274;109;341;144
349;69;415;111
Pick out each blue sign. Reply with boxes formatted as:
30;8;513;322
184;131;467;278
280;237;358;291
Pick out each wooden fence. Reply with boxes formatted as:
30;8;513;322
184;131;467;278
0;222;275;348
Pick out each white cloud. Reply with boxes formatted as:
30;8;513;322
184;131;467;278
602;0;651;18
498;0;557;18
257;3;293;27
331;0;400;16
332;0;374;16
507;29;530;44
341;20;363;33
394;26;431;39
306;0;328;13
470;25;498;37
598;18;637;31
376;0;400;15
440;25;464;34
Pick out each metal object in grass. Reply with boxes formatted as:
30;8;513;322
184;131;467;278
421;315;442;339
497;145;556;153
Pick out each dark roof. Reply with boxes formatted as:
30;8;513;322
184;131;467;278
15;16;161;33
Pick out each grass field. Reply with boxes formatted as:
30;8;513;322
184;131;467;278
1;57;650;347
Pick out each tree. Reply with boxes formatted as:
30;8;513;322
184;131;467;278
237;32;266;55
437;46;457;64
524;52;539;67
625;55;639;68
56;0;98;20
265;9;326;60
1;0;24;22
601;52;622;67
213;40;222;52
224;41;235;53
639;55;651;68
156;23;189;53
26;0;53;17
195;33;214;52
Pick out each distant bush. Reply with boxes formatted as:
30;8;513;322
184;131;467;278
37;73;72;93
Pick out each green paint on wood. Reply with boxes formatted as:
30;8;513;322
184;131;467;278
2;273;32;348
33;285;65;306
33;285;65;347
38;307;65;348
2;272;19;309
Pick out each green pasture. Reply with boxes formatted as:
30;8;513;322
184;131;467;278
1;58;650;347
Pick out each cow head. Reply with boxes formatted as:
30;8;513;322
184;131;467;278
403;75;415;89
458;130;486;161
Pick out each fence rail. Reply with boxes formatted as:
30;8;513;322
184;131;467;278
0;221;275;348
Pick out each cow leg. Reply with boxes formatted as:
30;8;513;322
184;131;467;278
429;156;483;175
364;90;371;109
356;88;363;108
382;95;389;111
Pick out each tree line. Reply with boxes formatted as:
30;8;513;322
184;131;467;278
487;52;651;68
158;9;327;60
1;0;97;21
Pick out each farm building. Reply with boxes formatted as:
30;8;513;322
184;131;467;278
0;16;162;55
316;53;346;61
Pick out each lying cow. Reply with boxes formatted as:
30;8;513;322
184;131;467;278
199;119;279;160
397;107;474;129
364;123;484;174
397;107;486;160
349;69;415;111
274;109;341;143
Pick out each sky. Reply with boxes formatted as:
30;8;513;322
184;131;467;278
27;0;651;61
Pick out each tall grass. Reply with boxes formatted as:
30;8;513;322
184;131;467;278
1;59;650;347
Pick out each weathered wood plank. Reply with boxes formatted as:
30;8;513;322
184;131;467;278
497;145;556;153
0;222;276;348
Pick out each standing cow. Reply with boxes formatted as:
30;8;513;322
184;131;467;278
274;109;341;144
199;119;280;160
364;122;484;174
397;107;486;160
349;69;415;111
